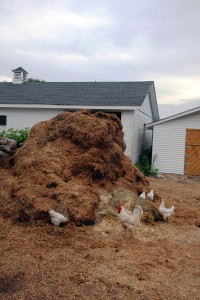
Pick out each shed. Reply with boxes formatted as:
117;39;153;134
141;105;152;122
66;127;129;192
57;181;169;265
0;67;159;163
146;106;200;175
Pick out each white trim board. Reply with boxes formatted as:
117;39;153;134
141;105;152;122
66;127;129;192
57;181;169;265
0;104;140;111
146;106;200;129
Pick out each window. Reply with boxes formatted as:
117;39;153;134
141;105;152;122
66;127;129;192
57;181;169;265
0;116;7;126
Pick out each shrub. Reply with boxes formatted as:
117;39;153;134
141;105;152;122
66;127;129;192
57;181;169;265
0;128;30;147
136;149;158;177
139;147;152;163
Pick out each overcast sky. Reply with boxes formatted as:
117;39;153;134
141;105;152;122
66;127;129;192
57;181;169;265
1;0;200;118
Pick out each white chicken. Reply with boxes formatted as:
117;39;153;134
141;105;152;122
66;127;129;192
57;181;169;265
139;191;146;199
158;198;175;221
49;210;68;226
147;189;154;201
118;203;143;235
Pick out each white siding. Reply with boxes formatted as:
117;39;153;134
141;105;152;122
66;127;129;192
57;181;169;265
133;94;154;162
122;95;154;163
152;111;200;174
140;93;152;118
0;107;63;130
121;111;136;160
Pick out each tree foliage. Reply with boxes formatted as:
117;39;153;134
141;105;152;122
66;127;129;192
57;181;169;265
27;78;45;82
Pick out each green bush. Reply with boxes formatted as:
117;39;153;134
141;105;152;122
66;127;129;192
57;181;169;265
136;151;158;177
139;147;152;163
0;127;30;147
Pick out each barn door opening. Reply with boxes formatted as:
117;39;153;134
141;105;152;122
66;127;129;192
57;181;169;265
185;129;200;176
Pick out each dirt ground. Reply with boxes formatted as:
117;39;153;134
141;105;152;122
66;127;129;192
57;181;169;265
0;174;200;300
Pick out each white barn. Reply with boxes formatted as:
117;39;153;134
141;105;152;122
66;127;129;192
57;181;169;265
0;67;159;163
146;106;200;176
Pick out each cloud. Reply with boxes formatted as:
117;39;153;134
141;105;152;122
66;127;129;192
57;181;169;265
155;75;200;104
0;76;12;82
159;97;200;118
1;0;200;116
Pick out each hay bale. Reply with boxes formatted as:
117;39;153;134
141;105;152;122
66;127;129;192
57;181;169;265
95;186;162;223
111;186;162;221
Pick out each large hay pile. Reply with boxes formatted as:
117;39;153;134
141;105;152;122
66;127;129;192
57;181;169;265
0;110;159;225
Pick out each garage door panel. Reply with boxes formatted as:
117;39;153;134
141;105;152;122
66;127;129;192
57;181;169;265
186;129;200;145
185;146;200;157
185;129;200;175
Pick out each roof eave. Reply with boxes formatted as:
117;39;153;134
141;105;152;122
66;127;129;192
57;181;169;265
0;104;140;110
147;83;160;121
146;105;200;128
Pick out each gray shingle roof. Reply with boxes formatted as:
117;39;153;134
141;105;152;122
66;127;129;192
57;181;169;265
0;81;154;106
12;67;28;73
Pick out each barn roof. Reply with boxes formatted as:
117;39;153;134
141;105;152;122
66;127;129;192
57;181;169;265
0;81;153;107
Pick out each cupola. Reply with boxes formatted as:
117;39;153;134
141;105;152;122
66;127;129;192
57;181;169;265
12;67;28;84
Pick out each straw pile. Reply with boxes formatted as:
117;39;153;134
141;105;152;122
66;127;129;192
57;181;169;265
0;110;160;225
